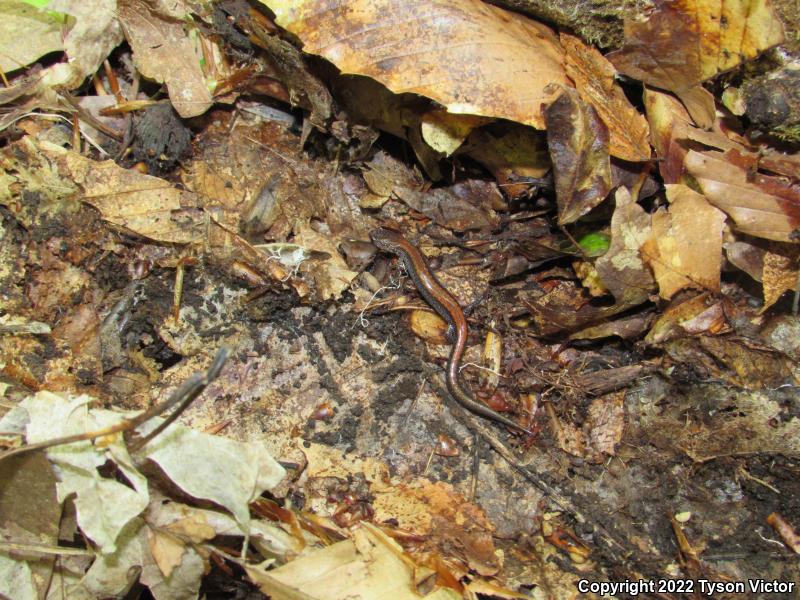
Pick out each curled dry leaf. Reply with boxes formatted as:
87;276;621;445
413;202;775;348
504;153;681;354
608;0;784;95
545;88;612;225
642;184;726;299
117;0;213;118
560;32;650;162
645;293;728;344
684;149;800;242
644;87;694;183
264;0;568;128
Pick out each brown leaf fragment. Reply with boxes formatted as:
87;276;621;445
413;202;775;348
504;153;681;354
394;180;499;232
646;293;729;344
585;391;625;462
594;188;655;306
644;87;693;183
642;185;726;299
761;245;800;312
685;149;800;242
37;141;207;244
545;88;613;225
560;32;650;162
265;0;568;129
608;0;784;95
117;0;213;118
698;336;794;388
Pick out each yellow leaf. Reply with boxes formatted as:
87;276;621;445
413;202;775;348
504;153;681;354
263;0;569;129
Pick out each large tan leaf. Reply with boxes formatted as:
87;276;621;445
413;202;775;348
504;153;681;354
263;0;568;129
561;32;650;162
642;185;726;299
608;0;784;94
685;150;800;242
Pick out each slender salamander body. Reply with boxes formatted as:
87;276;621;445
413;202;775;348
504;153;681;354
370;228;531;435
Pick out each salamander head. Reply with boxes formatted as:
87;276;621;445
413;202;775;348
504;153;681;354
369;228;405;252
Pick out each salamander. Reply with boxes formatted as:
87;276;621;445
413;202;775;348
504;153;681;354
370;228;531;435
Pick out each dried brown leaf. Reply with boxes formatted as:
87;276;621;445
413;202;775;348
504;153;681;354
685;149;800;242
561;32;650;162
264;0;568;129
644;87;693;183
118;0;213;118
608;0;784;95
642;185;726;299
394;180;499;232
545;88;612;225
761;245;800;312
594;188;654;306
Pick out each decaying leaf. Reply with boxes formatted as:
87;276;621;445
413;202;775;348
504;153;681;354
264;0;568;129
34;139;209;244
545;88;612;225
117;0;213;118
645;293;729;344
685;149;800;242
561;32;650;162
247;523;460;600
642;184;726;299
761;245;800;312
594;188;654;307
0;0;65;74
608;0;784;96
394;180;499;231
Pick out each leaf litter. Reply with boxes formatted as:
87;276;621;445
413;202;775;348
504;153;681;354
0;0;799;598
